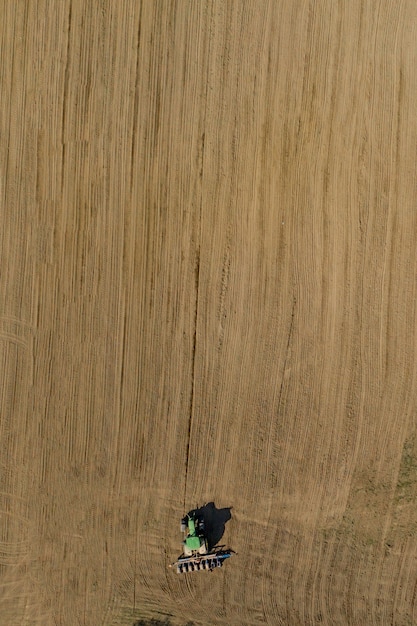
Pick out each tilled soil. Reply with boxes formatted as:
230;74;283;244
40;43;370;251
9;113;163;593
2;2;417;625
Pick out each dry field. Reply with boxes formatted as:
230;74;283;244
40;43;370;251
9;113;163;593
2;1;417;624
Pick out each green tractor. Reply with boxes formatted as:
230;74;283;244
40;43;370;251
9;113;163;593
181;511;208;557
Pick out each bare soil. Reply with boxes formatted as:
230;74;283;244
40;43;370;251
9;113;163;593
2;2;417;625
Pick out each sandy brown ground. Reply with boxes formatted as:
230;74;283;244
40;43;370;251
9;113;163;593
2;1;417;624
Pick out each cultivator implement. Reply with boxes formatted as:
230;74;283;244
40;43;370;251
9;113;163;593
170;550;233;574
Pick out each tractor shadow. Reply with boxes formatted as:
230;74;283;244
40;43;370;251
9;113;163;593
193;502;232;550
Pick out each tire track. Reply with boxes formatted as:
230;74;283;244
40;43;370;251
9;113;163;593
182;2;208;508
183;238;200;511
